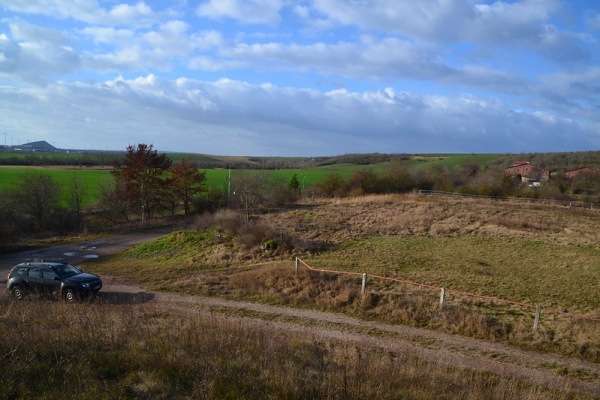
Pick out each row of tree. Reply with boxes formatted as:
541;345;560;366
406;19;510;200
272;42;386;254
314;161;600;201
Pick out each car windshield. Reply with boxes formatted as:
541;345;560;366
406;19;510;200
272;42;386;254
52;264;82;278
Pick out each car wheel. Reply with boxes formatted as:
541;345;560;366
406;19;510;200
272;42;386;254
11;285;25;300
64;289;77;303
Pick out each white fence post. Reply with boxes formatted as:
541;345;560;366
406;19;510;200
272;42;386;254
295;257;299;275
361;273;367;295
440;287;446;308
533;305;542;332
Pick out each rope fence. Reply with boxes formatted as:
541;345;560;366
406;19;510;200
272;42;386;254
294;257;600;330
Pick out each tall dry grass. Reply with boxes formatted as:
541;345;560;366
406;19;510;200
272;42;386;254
0;296;592;400
228;266;600;364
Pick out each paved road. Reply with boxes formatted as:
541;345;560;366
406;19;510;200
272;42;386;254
0;229;173;283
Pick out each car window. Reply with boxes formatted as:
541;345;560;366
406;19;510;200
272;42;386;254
28;267;41;279
14;267;27;276
53;264;81;278
42;268;59;280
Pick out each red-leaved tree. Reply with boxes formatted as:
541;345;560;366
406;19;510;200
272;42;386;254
111;144;172;221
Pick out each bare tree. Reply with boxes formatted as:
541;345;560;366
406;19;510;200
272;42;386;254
67;175;85;231
11;172;61;229
97;180;131;224
231;170;268;219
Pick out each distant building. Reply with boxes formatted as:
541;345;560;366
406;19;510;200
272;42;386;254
504;161;550;182
563;167;600;180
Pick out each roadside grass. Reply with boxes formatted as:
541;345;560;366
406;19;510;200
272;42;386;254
0;296;594;400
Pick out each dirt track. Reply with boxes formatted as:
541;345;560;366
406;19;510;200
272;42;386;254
86;276;600;398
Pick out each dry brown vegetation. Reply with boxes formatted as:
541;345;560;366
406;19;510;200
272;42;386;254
265;192;600;247
19;192;598;398
85;193;600;365
1;295;597;400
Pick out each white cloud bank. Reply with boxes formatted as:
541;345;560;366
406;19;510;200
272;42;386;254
0;75;595;155
0;0;598;155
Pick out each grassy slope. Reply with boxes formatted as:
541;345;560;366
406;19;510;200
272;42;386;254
85;194;600;364
5;193;598;397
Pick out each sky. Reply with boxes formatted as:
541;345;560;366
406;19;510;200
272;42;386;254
0;0;599;156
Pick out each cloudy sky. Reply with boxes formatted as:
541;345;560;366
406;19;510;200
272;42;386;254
0;0;599;156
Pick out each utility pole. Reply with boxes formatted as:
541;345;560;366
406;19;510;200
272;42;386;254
227;168;231;206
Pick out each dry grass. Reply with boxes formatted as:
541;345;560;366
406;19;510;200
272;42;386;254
0;296;593;400
86;194;600;363
226;265;600;363
269;193;600;246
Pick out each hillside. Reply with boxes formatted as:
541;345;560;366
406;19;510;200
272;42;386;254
1;148;599;172
2;193;600;398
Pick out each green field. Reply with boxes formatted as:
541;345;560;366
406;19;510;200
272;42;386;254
0;154;506;206
0;164;386;205
0;167;113;206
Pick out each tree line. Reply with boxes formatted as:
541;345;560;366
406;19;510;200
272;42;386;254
313;160;600;202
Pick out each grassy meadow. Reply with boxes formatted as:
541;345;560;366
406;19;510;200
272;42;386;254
0;163;386;206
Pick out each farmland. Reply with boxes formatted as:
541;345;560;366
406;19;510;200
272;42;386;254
0;165;361;206
0;152;506;205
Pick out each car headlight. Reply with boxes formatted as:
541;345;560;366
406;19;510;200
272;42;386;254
81;282;91;288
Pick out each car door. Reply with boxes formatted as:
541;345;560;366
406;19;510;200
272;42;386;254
41;267;62;297
25;267;43;295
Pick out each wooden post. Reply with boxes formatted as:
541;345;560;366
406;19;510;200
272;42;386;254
533;305;542;332
361;273;367;295
295;257;299;275
439;287;446;308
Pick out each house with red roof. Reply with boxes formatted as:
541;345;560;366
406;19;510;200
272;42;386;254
504;161;550;183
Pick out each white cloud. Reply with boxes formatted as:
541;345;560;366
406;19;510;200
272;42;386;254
0;0;173;27
586;11;600;31
82;21;199;71
0;21;80;84
196;0;284;24
80;27;136;45
1;76;597;155
309;0;591;65
0;1;598;155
